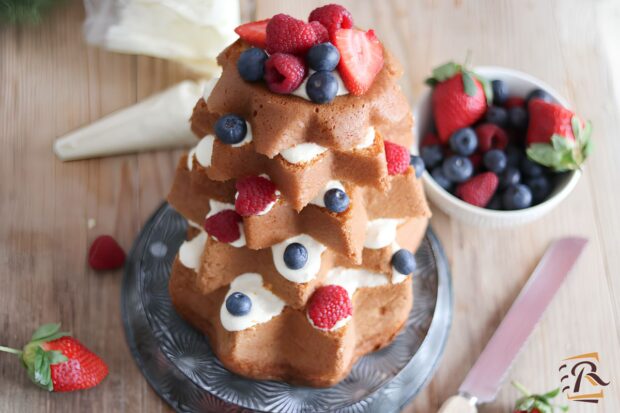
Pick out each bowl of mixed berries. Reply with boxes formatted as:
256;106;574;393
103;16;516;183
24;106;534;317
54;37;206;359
411;62;592;227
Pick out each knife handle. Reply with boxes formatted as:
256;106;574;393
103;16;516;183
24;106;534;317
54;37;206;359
438;395;477;413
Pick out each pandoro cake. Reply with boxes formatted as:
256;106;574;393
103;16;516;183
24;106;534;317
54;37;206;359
166;4;431;387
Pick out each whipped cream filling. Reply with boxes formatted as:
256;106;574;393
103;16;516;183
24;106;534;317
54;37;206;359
220;273;285;332
194;134;215;167
309;180;345;208
186;146;197;170
364;218;405;249
291;70;349;100
271;234;326;283
355;127;376;150
178;231;207;271
391;242;411;284
280;142;327;164
231;120;253;148
206;200;246;248
307;312;351;332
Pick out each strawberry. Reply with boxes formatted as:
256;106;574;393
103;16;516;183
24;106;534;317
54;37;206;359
266;14;319;55
384;141;410;175
309;21;329;44
526;99;592;171
475;123;509;152
234;19;270;49
308;4;353;38
512;381;567;413
264;53;307;94
332;28;384;96
88;235;125;271
235;175;279;216
204;210;242;243
505;96;525;109
0;323;108;392
426;61;492;142
307;285;352;330
456;172;498;207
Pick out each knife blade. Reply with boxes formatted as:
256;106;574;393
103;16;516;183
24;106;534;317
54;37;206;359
457;237;588;403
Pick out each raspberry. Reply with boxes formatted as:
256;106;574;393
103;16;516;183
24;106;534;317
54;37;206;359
264;53;307;94
204;210;242;243
266;14;319;55
504;96;525;109
309;21;329;44
235;176;279;216
469;152;482;171
88;235;125;271
475;123;509;152
421;132;441;147
384;141;410;175
456;172;499;207
307;285;352;330
308;4;353;37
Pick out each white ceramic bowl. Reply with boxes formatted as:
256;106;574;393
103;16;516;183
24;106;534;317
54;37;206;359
412;66;581;228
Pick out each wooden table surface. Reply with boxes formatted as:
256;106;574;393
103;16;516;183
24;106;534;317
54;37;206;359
1;0;619;412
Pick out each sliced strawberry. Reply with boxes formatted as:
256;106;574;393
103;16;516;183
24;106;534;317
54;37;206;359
88;235;125;271
234;19;270;49
384;141;410;175
204;210;242;243
333;28;384;96
456;172;498;207
235;176;279;216
307;285;352;330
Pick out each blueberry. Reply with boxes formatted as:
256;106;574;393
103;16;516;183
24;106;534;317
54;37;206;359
410;155;425;178
324;188;350;213
502;184;533;210
431;167;453;191
520;157;544;177
215;114;247;144
306;42;340;72
505;145;523;168
491;79;508;105
487;194;503;210
485;105;508;126
237;48;268;82
483;149;507;173
283;242;308;270
306;71;338;104
525;88;553;105
499;166;521;189
442;156;473;183
526;175;551;203
508;106;528;130
226;292;252;316
449;127;478;156
391;249;416;275
420;144;444;169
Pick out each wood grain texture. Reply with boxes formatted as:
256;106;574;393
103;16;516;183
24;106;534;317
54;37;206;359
1;0;619;412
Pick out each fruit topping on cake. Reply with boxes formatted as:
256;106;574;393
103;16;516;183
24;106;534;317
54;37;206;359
425;61;492;142
323;187;350;213
226;292;252;316
233;5;384;102
234;175;279;216
214;114;250;145
384;141;410;175
391;249;416;275
307;285;352;330
204;210;242;243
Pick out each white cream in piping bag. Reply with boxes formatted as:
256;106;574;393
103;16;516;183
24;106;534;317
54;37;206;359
364;218;404;249
206;200;246;248
220;273;285;332
271;234;326;283
178;231;207;271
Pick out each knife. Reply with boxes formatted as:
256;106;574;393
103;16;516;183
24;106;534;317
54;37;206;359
438;237;588;413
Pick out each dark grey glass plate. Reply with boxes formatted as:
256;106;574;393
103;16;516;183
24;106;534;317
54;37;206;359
122;203;452;413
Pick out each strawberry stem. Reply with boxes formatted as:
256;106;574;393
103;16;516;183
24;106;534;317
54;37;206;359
512;380;531;396
0;345;22;356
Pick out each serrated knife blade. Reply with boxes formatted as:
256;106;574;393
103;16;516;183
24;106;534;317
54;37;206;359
439;237;588;412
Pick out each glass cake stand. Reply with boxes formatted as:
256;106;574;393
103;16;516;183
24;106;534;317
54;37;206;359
122;203;452;413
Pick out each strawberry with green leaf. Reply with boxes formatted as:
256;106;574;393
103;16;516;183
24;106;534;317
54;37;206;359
526;99;592;171
512;381;568;413
426;61;493;142
0;323;108;392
